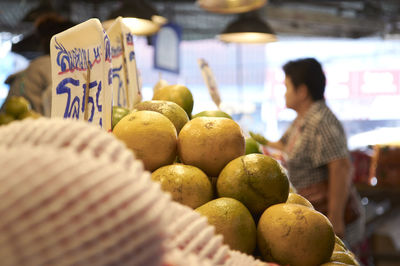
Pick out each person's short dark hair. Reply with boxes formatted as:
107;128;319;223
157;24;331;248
283;58;326;101
35;13;75;55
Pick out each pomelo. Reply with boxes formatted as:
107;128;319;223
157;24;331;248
195;197;256;254
286;192;314;209
151;164;213;209
257;203;335;266
178;117;245;177
152;84;194;118
217;153;289;217
192;110;232;120
113;110;177;172
134;100;189;133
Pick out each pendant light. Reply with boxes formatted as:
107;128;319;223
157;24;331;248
197;0;267;14
104;0;167;36
218;12;277;44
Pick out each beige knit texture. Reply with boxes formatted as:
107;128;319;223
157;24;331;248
0;118;270;266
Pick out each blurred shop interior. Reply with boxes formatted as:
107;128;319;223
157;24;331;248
0;1;400;265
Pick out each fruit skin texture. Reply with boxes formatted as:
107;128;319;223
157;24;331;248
113;110;177;172
152;84;194;118
245;137;262;154
330;251;359;265
0;113;15;125
286;192;314;209
134;100;189;134
151;164;213;209
178;117;245;177
195;197;256;255
257;203;335;266
192;110;232;120
217;153;289;217
112;106;130;129
4;96;30;118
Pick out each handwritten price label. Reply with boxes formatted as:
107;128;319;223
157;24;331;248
198;58;221;108
107;17;142;109
50;18;113;131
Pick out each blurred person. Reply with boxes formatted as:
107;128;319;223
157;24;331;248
1;13;74;116
252;58;365;250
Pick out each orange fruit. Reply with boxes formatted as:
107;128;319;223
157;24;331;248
330;251;359;265
178;117;245;177
151;164;213;209
112;106;130;129
245;137;262;154
134;100;189;133
4;96;30;118
152;84;194;118
217;153;289;217
195;197;256;254
257;203;335;266
192;110;232;119
113;110;177;172
0;113;15;125
286;192;314;209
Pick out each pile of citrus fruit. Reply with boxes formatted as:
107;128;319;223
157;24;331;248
0;96;41;126
111;84;360;266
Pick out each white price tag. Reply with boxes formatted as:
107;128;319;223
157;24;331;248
198;58;221;108
107;17;142;109
50;18;113;131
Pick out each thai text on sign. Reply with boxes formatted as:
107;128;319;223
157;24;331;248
50;18;113;131
107;17;142;109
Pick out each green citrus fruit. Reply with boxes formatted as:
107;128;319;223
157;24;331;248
195;197;256;254
217;153;289;216
134;100;189;133
152;84;194;118
192;110;232;120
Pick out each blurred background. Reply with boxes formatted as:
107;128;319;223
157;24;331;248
0;1;399;265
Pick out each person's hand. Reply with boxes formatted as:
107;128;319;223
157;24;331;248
249;131;269;145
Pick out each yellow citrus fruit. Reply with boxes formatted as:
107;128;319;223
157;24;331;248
286;192;314;209
152;84;194;118
0;113;15;126
178;117;245;177
5;96;30;118
245;137;262;154
112;106;130;129
217;153;289;217
134;100;189;134
331;251;359;265
335;235;347;249
192;110;232;120
18;110;41;120
321;262;351;266
113;110;177;172
334;243;347;252
195;197;256;254
151;164;213;209
257;203;335;266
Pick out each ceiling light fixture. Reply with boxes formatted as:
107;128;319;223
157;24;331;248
197;0;267;14
104;0;167;36
218;13;277;44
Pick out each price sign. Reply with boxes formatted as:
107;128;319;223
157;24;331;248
50;18;113;131
107;17;142;109
198;58;221;108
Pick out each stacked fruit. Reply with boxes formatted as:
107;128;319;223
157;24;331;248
111;84;360;266
0;96;41;126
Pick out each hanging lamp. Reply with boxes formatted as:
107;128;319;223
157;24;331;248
104;0;167;36
197;0;267;14
218;13;277;44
